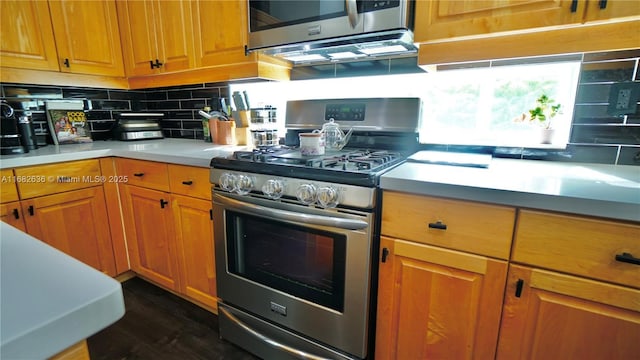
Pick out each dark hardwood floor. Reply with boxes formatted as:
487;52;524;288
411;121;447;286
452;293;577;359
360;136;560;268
87;277;259;360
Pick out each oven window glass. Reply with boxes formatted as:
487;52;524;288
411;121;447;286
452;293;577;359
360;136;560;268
226;211;346;312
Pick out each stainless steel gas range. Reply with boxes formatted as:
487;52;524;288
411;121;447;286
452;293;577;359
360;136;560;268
210;98;421;360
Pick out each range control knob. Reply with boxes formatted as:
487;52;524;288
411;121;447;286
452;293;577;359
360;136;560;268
262;179;285;199
296;184;317;205
317;186;340;208
235;174;254;195
219;173;237;193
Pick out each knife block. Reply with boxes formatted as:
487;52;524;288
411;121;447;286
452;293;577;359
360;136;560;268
216;120;236;145
237;111;250;128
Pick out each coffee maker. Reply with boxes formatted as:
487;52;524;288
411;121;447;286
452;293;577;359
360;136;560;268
1;101;25;155
1;101;38;155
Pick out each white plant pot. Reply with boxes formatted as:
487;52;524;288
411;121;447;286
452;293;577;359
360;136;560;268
539;128;555;144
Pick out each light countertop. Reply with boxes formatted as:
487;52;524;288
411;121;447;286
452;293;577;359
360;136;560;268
381;155;640;222
1;141;638;222
0;223;125;359
0;138;245;169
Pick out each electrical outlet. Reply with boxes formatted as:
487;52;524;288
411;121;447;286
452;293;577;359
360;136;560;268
615;88;631;110
607;82;640;116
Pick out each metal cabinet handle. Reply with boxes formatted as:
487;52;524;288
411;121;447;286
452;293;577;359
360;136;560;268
133;172;144;177
218;306;332;360
599;0;607;9
615;252;640;265
515;279;524;298
63;58;70;67
160;199;168;209
570;0;578;12
182;180;193;185
381;248;390;263
345;0;358;28
12;208;20;219
428;221;447;230
27;205;34;216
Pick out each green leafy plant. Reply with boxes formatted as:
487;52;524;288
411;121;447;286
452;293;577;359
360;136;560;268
514;94;562;129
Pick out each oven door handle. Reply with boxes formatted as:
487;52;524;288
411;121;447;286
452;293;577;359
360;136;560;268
219;306;333;360
213;193;368;230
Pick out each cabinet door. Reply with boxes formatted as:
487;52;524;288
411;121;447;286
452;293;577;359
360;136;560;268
116;0;158;76
48;0;124;76
497;264;640;359
0;201;27;232
414;0;585;43
585;0;640;22
21;187;116;276
117;0;194;76
376;237;508;360
172;194;216;308
121;184;179;290
1;169;19;203
153;0;194;72
0;0;59;71
193;0;253;67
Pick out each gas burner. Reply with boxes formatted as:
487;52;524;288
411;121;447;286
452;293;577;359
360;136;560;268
233;146;290;162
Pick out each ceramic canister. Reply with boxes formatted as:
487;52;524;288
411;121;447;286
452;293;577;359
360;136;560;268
299;132;324;156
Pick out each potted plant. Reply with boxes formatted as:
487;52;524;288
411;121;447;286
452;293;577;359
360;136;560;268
514;94;562;144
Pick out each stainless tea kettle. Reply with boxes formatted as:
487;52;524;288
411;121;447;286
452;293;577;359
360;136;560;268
321;118;353;151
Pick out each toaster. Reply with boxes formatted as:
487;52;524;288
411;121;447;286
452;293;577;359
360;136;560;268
114;113;164;141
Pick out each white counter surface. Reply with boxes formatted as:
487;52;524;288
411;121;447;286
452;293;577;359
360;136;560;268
1;141;638;222
381;156;640;222
0;223;125;359
0;138;244;169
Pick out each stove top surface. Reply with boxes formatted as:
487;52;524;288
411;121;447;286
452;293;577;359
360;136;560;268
211;146;407;187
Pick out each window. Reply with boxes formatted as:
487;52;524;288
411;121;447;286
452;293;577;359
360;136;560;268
231;58;581;149
419;61;581;148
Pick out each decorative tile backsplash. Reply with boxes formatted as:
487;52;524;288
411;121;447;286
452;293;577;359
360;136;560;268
1;50;638;164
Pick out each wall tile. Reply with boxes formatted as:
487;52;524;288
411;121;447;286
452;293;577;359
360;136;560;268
618;146;640;165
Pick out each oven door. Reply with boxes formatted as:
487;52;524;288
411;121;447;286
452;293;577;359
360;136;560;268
213;191;373;358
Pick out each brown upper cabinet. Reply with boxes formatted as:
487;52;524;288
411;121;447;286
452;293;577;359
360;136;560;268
0;0;59;72
1;0;124;77
48;0;125;77
414;0;640;66
192;0;253;68
414;0;640;43
116;0;195;76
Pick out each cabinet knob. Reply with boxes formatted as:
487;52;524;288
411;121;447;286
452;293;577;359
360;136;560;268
182;180;193;185
133;172;144;177
63;58;70;67
12;208;20;219
28;205;34;216
599;0;608;9
160;199;169;209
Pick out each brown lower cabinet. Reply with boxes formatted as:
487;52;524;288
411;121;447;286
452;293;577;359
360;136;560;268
117;158;217;310
376;236;508;359
497;264;640;358
1;161;117;277
120;184;180;290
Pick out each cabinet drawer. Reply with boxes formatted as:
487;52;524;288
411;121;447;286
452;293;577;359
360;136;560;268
116;158;169;192
14;159;101;199
513;210;640;289
1;169;19;203
168;165;211;200
382;191;515;259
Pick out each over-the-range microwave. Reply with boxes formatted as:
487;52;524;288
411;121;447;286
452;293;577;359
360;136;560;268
247;0;416;65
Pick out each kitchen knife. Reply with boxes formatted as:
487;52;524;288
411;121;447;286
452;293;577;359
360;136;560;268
219;97;229;116
243;91;251;110
232;91;245;111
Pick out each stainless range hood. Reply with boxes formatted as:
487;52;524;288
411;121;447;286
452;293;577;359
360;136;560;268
256;29;418;66
247;0;417;66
